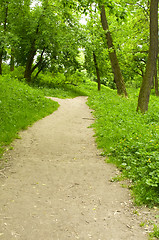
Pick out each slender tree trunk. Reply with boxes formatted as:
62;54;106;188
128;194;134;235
24;25;39;82
0;52;2;75
93;52;101;91
34;66;44;79
137;0;158;113
154;56;159;96
0;5;8;75
10;48;14;71
154;65;158;96
31;48;45;74
100;5;128;97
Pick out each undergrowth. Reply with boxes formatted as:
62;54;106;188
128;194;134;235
0;75;59;159
149;225;159;239
87;86;159;207
33;85;87;99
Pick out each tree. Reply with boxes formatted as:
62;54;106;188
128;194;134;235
154;60;158;96
93;51;101;90
0;0;8;75
137;0;158;113
12;0;81;82
100;4;128;97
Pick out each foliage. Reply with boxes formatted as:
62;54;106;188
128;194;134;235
0;0;153;93
32;70;87;88
76;0;150;91
87;86;159;206
149;225;159;239
0;74;59;158
33;72;66;88
35;85;87;99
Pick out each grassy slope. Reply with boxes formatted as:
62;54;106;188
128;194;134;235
85;85;159;206
0;75;59;158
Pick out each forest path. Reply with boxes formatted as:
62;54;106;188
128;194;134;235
0;96;148;240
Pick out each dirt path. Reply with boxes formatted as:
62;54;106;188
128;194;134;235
0;97;152;239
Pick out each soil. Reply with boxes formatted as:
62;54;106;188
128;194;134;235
0;96;158;240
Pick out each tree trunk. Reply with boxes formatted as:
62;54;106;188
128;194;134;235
154;59;158;96
24;25;39;82
10;48;14;71
100;5;128;97
0;5;8;75
34;66;44;79
31;48;45;74
137;0;158;113
93;52;101;91
24;45;37;82
0;51;2;75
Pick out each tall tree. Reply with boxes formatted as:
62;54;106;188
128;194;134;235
137;0;158;113
154;61;158;96
0;1;8;75
93;51;101;90
100;4;128;97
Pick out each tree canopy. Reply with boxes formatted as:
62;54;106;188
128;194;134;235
0;0;158;111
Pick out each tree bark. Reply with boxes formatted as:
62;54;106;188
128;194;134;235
137;0;158;113
24;25;39;82
93;52;101;91
10;48;14;71
100;5;128;97
31;48;45;73
0;51;2;75
155;66;158;96
34;66;44;79
155;57;159;96
0;5;8;75
24;44;37;82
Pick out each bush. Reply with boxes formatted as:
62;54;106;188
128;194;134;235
10;66;25;81
33;72;66;88
65;71;87;85
33;70;87;88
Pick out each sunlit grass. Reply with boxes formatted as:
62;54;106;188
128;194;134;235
0;75;59;158
86;85;159;206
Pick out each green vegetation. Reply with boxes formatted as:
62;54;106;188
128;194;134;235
32;71;88;98
149;225;159;239
86;85;159;206
0;75;59;158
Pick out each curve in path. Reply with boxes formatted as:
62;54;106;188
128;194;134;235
0;97;147;240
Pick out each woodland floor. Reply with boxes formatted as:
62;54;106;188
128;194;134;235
0;96;158;240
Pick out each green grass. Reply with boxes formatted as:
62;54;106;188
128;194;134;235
149;225;159;239
33;84;87;99
86;86;159;207
0;75;59;159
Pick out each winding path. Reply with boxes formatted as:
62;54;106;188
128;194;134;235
0;97;147;239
